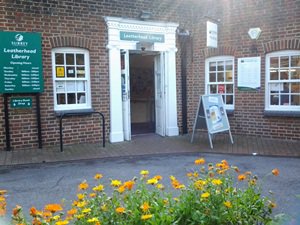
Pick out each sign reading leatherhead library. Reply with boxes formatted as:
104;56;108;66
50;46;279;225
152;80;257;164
0;31;43;93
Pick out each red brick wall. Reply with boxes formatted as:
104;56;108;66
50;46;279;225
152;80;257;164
0;0;299;151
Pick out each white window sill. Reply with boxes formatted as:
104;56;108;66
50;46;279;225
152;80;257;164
264;110;300;117
55;108;94;117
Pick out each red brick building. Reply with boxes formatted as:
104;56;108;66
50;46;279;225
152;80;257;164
0;0;299;151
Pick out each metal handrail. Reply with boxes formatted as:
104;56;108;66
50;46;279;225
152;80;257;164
59;111;105;152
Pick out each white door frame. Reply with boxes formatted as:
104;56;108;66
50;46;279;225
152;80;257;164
105;16;179;142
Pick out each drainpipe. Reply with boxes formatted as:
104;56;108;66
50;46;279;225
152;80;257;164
177;29;191;134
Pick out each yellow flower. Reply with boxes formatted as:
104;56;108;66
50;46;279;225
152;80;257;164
76;201;87;208
194;158;205;165
77;193;85;200
93;185;104;192
101;204;107;211
194;179;206;190
116;207;125;214
111;179;122;187
52;215;61;221
212;179;222;185
55;220;69;225
30;207;42;217
94;173;103;180
140;202;151;212
272;168;279;176
201;192;210;198
140;170;149;176
44;204;63;213
156;183;165;190
89;193;96;198
82;208;91;214
268;201;277;208
76;214;84;219
87;217;99;223
78;181;89;190
147;178;158;185
224;201;232;208
186;172;193;177
141;214;153;220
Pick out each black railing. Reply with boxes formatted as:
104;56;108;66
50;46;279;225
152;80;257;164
59;111;105;152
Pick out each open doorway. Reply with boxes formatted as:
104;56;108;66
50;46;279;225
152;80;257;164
129;52;156;135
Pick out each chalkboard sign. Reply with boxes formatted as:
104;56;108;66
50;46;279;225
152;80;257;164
191;94;233;148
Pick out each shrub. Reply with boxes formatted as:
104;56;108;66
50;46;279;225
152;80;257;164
2;158;279;225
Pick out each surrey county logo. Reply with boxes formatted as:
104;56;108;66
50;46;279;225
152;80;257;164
15;34;24;42
11;33;28;46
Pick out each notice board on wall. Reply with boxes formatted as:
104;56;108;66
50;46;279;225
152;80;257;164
0;31;44;93
191;94;233;148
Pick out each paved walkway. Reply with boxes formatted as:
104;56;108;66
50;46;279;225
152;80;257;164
0;133;299;166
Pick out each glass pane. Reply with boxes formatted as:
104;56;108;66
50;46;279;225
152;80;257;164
225;60;233;70
210;84;217;94
76;67;85;78
226;95;233;104
76;54;84;65
57;94;66;105
280;94;290;105
226;84;233;93
55;53;64;64
209;72;216;82
217;72;224;82
66;54;75;65
66;81;76;92
217;62;224;72
291;82;300;93
67;93;76;104
280;56;289;67
270;95;279;105
270;69;279;80
270;57;279;68
291;95;300;105
279;71;288;80
291;68;300;80
56;81;65;93
209;62;216;71
225;71;233;82
218;84;225;94
77;81;85;92
77;93;86;104
291;55;300;67
66;66;75;77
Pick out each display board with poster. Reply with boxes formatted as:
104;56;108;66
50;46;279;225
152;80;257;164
191;94;233;148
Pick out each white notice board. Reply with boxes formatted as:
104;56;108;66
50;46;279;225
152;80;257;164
238;57;261;91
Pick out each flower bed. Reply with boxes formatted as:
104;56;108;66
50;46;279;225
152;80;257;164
1;158;279;225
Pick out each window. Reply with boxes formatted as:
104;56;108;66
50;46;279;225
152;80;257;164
205;56;235;110
52;48;91;111
266;50;300;111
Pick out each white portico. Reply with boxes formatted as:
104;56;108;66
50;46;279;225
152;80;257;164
104;16;179;142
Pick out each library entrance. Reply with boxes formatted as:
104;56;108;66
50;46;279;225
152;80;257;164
105;16;179;143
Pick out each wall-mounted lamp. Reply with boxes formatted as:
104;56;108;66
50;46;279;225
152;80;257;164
248;27;262;40
139;10;152;20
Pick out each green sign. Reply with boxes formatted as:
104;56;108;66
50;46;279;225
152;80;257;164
0;31;44;93
120;31;165;43
11;97;32;108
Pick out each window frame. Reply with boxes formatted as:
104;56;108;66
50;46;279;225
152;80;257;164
205;56;235;110
51;47;92;112
265;50;300;112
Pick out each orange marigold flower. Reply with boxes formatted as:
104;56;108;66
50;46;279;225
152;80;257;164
140;202;151;212
67;208;77;216
0;190;7;196
186;172;193;177
118;185;126;193
115;207;125;214
141;214;153;220
195;158;205;165
123;180;135;190
238;174;246;181
94;173;103;180
154;175;162;181
272;168;279;176
42;211;52;218
89;193;96;198
30;207;41;217
44;204;63;213
12;205;22;217
78;181;89;190
32;218;42;225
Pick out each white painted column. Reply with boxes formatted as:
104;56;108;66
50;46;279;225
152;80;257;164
165;50;179;136
108;46;124;142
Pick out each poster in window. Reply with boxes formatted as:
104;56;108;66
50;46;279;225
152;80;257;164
56;66;65;77
218;84;225;93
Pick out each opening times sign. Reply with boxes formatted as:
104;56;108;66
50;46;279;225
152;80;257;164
0;31;44;93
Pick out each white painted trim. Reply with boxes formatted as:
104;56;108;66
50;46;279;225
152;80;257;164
105;16;179;142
